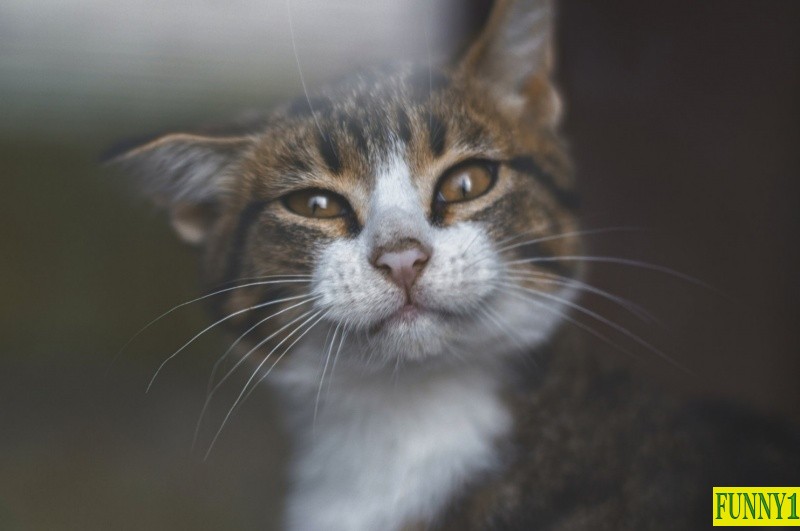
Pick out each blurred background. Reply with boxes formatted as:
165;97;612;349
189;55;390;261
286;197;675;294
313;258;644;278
1;1;797;529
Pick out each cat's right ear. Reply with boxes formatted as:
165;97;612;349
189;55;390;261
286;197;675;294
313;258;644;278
458;0;560;127
108;133;253;245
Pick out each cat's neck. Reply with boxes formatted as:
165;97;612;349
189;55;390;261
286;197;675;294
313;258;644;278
272;353;512;531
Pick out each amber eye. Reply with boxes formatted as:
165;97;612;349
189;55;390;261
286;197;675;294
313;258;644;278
282;189;350;219
435;161;497;204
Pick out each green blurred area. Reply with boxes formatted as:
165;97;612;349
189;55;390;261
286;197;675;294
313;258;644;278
1;136;195;365
0;101;291;531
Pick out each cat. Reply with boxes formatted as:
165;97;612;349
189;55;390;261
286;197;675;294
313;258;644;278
111;0;799;529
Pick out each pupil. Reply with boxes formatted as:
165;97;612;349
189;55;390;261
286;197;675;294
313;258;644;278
459;175;472;197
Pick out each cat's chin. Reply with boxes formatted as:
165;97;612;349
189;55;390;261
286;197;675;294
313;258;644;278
362;306;465;364
371;303;427;331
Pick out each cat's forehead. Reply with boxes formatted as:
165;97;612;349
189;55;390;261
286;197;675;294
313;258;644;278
244;65;509;199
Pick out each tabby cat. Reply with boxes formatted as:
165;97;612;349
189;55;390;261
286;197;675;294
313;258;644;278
113;1;799;529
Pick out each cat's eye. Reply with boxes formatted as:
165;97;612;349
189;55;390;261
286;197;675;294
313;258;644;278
435;161;497;205
283;189;351;219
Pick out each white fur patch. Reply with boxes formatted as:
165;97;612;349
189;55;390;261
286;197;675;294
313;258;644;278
275;363;511;531
369;152;422;215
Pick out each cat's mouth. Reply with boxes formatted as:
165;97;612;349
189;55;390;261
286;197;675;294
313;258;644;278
393;303;423;321
368;301;470;337
370;302;431;333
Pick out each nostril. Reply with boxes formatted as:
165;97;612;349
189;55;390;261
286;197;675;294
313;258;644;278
372;242;432;291
409;248;429;270
411;252;429;273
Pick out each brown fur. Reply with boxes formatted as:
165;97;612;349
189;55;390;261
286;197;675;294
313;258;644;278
115;53;580;339
433;330;800;529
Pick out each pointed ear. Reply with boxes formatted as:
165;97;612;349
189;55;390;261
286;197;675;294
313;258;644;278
458;0;560;126
110;133;253;245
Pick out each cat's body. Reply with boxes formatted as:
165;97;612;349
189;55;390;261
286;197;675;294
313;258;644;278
438;336;800;530
114;1;799;529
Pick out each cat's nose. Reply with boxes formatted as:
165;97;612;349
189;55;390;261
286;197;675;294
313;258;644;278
372;240;431;293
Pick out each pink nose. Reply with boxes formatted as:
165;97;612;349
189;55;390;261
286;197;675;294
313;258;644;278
373;242;431;293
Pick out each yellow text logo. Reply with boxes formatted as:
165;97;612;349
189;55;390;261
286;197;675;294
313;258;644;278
714;487;800;526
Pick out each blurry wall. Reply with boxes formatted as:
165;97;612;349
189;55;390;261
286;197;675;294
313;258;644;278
557;0;800;417
1;0;464;138
0;1;798;530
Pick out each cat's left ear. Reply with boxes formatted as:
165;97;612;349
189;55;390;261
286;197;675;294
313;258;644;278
109;133;253;245
458;0;560;127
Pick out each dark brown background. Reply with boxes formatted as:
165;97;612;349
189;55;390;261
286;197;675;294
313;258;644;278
558;0;800;416
1;1;797;529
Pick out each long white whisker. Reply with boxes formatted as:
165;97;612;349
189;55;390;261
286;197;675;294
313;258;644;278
466;227;647;271
210;307;318;397
422;0;433;132
490;283;639;364
146;291;312;392
286;0;325;139
204;310;328;459
240;311;330;407
204;295;321;395
191;299;319;451
211;273;313;289
490;230;537;251
314;322;340;428
324;325;348;403
460;229;484;257
115;278;312;368
505;270;659;325
478;305;536;369
505;255;719;294
494;227;646;256
497;280;693;375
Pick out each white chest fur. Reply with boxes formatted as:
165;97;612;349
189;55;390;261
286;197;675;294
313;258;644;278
274;362;511;531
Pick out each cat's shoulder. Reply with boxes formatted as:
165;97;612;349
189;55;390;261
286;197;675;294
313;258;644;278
440;346;800;530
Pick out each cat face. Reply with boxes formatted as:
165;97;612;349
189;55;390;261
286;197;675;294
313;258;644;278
115;0;580;370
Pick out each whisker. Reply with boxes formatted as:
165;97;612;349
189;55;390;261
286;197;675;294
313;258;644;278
504;255;721;295
204;295;321;394
191;299;319;451
440;342;468;367
210;273;313;290
314;322;340;428
496;227;646;256
114;278;312;370
421;0;434;133
490;282;641;365
496;280;693;376
466;227;647;272
324;324;348;403
204;310;328;460
146;291;311;393
478;305;537;369
286;0;326;139
240;311;330;408
460;229;485;258
504;270;660;325
491;231;528;249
